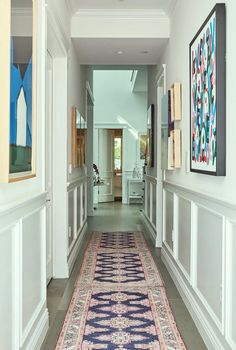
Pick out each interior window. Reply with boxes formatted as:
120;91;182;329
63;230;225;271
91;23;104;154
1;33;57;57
114;136;122;173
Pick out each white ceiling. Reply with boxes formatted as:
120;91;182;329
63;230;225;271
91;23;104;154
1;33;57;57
70;0;174;65
70;0;176;14
72;38;168;65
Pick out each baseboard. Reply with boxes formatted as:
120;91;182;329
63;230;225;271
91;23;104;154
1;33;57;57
23;309;49;350
68;221;88;275
140;210;157;246
161;247;229;350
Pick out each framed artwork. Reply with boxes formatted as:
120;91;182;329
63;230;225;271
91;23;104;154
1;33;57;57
137;133;147;161
0;0;37;182
161;94;169;169
161;92;182;170
146;104;155;168
72;107;86;168
190;4;226;176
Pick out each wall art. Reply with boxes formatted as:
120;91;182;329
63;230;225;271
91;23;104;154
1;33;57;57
190;4;226;175
0;0;37;182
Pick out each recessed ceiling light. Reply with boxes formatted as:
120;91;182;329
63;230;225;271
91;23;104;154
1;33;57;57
116;50;124;55
141;50;149;54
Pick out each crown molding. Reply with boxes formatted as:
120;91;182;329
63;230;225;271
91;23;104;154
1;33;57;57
65;0;74;17
46;3;70;53
74;9;167;20
166;0;177;17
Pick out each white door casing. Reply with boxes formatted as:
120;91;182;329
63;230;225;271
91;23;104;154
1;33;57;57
45;51;53;284
98;129;115;203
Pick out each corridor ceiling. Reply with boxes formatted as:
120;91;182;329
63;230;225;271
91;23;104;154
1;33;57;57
69;0;176;14
70;0;176;65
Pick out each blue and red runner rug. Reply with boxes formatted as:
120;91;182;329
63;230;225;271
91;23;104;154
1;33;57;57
56;232;186;349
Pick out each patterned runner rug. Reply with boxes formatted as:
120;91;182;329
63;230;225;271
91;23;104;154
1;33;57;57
56;232;186;349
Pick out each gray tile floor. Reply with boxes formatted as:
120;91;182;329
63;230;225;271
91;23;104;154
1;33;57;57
41;203;207;350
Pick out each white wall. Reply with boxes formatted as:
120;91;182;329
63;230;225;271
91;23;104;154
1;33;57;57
67;43;87;181
162;0;236;205
66;43;93;268
94;70;147;131
0;1;49;349
159;1;236;349
94;70;147;203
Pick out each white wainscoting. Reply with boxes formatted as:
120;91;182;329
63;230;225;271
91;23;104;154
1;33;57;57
140;175;158;246
67;177;87;274
0;192;48;350
122;170;133;204
162;181;236;350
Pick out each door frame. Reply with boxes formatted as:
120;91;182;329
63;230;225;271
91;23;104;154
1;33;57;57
46;8;69;278
94;123;127;204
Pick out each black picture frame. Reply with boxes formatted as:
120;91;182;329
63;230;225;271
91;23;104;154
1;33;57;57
190;3;226;176
147;104;155;168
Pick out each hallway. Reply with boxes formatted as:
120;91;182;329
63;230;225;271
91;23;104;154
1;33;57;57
41;204;206;350
1;1;236;349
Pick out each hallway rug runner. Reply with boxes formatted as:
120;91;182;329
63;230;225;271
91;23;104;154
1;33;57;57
56;231;186;350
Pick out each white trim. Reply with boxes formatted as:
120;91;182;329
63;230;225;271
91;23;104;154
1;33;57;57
163;240;174;256
74;9;167;19
0;192;47;218
68;222;88;274
191;201;198;287
24;309;49;350
144;174;157;185
140;210;156;246
22;300;46;345
175;257;191;282
225;219;236;349
12;224;20;349
162;247;227;350
149;182;153;223
94;122;128;129
67;176;87;191
46;7;69;56
163;180;236;211
162;189;166;242
86;81;95;105
173;193;178;260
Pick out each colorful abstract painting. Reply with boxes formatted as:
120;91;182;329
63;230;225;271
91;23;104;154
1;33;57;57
190;4;226;175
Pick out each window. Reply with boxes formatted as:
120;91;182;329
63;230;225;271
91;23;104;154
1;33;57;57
114;136;122;173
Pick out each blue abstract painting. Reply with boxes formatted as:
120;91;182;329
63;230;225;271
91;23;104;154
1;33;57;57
10;36;33;173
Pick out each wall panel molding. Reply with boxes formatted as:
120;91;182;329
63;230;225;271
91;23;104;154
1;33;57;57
67;177;88;272
162;181;236;350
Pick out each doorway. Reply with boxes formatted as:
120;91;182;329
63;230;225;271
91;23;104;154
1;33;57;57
113;129;123;202
94;128;123;205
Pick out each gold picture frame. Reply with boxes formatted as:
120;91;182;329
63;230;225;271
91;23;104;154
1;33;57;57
71;107;86;168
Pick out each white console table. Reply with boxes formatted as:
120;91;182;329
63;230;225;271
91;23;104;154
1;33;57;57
127;179;143;204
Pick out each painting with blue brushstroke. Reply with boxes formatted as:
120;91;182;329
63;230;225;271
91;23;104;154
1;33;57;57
10;36;33;174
